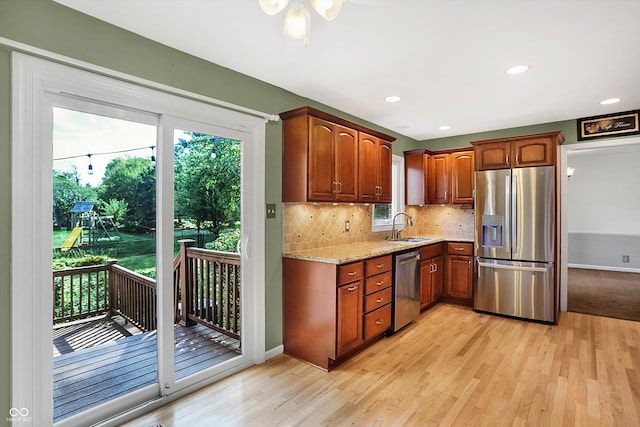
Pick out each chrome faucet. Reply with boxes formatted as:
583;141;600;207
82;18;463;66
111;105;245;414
390;212;414;240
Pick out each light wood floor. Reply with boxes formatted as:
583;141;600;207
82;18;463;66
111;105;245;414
124;304;640;426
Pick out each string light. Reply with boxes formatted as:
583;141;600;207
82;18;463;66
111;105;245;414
87;154;93;175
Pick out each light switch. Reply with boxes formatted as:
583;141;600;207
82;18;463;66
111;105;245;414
266;203;276;219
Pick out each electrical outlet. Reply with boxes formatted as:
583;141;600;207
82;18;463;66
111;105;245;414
622;255;630;263
345;220;350;232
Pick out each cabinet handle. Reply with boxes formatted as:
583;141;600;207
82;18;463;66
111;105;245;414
506;154;510;165
375;319;384;325
516;154;519;164
468;261;471;270
376;263;385;268
332;181;337;194
347;271;357;276
338;181;342;193
454;247;465;251
376;298;384;303
347;286;358;291
376;281;384;286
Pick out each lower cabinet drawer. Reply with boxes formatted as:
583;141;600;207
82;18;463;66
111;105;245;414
364;287;392;313
364;304;392;340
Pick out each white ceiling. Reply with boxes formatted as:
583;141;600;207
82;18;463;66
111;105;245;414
55;0;640;141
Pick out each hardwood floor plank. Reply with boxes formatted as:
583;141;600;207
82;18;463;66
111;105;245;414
123;304;640;427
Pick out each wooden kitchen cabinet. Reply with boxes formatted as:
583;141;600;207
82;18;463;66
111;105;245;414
472;132;564;170
337;270;364;356
404;150;429;205
428;153;449;204
419;243;444;309
444;242;473;301
282;253;392;371
308;117;358;201
358;132;392;203
404;149;474;206
281;106;395;203
363;255;393;340
450;150;474;204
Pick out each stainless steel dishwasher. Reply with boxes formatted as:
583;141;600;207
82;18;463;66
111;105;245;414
393;249;421;332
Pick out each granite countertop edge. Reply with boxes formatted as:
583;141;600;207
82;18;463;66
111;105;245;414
282;235;474;265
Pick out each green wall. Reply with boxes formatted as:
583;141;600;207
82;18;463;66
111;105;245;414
0;0;417;419
415;119;578;152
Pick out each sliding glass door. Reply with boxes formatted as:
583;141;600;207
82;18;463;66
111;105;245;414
12;53;265;426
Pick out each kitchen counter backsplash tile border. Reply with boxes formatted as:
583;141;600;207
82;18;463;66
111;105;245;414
283;203;474;253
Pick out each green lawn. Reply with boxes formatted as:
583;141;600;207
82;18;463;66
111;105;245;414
52;228;216;276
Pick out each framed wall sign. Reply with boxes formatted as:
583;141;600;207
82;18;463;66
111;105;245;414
577;110;640;141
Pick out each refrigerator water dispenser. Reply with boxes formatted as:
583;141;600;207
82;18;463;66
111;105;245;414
481;215;503;248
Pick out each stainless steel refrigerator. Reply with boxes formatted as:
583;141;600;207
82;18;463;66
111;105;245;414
474;166;556;322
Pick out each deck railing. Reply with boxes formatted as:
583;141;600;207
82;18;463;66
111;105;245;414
53;262;112;323
52;239;241;340
175;240;241;340
109;264;157;332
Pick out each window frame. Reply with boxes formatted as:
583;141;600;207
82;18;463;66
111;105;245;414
372;154;405;232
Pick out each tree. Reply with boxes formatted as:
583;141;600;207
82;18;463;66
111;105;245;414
174;133;240;235
98;157;155;231
53;168;97;229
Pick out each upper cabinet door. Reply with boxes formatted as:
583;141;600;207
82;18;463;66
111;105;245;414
450;150;474;204
475;141;511;170
308;117;337;201
377;141;393;203
512;137;554;168
358;133;392;203
358;133;380;202
334;125;359;202
429;153;450;204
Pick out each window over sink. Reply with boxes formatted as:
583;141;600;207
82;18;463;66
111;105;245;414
372;155;404;232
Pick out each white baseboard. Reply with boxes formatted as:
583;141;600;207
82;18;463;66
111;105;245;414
568;263;640;273
265;344;284;360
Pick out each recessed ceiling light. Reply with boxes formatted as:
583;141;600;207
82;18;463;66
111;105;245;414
439;125;451;131
600;98;621;105
506;65;530;75
385;95;401;103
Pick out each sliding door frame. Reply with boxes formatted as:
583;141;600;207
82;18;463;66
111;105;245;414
12;52;267;426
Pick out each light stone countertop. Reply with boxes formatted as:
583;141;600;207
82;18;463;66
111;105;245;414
282;235;474;264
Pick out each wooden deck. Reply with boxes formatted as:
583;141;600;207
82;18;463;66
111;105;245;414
53;323;240;423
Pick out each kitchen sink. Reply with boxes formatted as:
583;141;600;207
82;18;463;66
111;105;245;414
389;237;433;243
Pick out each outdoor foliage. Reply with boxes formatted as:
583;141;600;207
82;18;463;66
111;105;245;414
98;157;156;232
205;226;241;252
99;198;129;227
174;133;241;235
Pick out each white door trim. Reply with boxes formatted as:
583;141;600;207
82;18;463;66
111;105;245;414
559;135;640;312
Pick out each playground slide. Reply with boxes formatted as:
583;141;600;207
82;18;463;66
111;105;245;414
61;226;82;252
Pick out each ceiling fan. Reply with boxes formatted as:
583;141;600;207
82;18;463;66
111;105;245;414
258;0;344;39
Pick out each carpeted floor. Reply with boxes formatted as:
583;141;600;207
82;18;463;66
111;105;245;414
567;268;640;322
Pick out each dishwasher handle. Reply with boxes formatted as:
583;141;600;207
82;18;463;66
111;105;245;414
396;254;420;266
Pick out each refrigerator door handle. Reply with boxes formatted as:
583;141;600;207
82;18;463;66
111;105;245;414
505;174;511;254
477;261;550;273
512;173;517;255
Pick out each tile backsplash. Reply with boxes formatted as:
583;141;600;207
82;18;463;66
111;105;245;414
283;203;474;252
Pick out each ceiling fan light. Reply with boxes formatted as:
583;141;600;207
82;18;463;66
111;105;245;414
309;0;343;21
283;7;307;39
258;0;289;15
